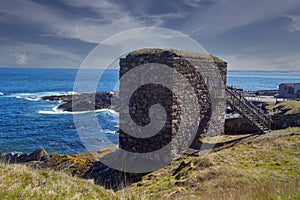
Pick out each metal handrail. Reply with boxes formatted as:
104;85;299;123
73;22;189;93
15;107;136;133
226;87;264;116
227;94;269;127
226;87;270;120
228;91;269;127
226;86;272;131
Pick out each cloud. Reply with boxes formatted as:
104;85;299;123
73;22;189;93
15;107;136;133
219;53;300;71
185;0;300;35
80;27;209;69
0;42;83;68
0;0;170;44
2;0;300;43
183;0;204;7
1;0;300;70
135;12;186;27
285;14;300;32
0;1;134;43
14;53;29;65
0;35;7;41
62;0;300;39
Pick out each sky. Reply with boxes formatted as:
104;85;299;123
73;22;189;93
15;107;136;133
1;0;300;71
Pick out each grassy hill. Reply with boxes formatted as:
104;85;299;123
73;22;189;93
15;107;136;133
267;100;300;115
1;130;300;200
120;132;300;199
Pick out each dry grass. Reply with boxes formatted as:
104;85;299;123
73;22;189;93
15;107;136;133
267;100;300;115
0;133;299;199
120;134;300;200
0;163;116;200
274;126;300;134
128;48;221;62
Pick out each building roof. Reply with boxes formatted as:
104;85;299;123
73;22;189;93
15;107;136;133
280;83;295;88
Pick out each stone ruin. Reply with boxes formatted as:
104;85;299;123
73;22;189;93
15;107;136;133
118;48;227;158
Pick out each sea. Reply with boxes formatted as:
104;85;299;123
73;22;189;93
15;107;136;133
0;68;300;154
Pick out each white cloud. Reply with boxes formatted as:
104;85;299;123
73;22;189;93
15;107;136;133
0;42;83;68
14;53;29;65
285;14;300;32
0;0;167;44
183;0;204;7
219;53;300;71
135;12;186;27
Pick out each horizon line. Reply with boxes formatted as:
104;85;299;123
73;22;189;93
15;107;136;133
0;66;300;73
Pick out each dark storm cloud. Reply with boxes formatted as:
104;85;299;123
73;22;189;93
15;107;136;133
0;0;300;70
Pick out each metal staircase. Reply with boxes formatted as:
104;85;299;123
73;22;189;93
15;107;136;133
226;86;272;134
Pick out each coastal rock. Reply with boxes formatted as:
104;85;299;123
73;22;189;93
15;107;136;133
41;95;73;102
28;145;117;177
1;153;17;163
42;92;117;112
18;153;28;162
24;148;49;162
0;148;48;163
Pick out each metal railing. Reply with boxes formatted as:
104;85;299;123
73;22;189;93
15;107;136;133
226;86;272;133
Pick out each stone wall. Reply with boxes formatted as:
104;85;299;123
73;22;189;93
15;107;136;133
224;113;300;135
271;113;300;129
119;48;227;158
224;118;258;134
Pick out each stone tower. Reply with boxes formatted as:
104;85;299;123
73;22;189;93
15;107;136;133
118;48;227;158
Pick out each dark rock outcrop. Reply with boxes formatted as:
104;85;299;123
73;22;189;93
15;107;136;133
30;146;117;177
25;148;49;162
0;148;48;163
41;95;73;102
42;92;118;112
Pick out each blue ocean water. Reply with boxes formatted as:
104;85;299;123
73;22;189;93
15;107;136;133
0;68;300;154
227;71;300;91
0;68;119;154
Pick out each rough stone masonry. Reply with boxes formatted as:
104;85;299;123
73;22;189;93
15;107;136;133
119;48;227;158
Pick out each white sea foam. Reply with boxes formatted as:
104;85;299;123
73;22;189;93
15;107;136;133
25;97;42;101
60;91;79;95
0;92;4;96
103;130;118;135
38;105;69;115
38;106;119;115
97;108;119;116
10;151;24;156
7;91;77;101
